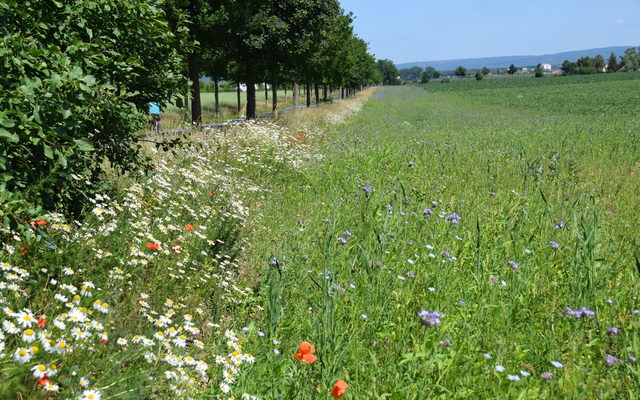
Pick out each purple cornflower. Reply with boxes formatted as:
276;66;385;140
343;230;352;237
540;372;552;381
270;258;280;266
423;208;433;217
606;326;619;336
563;306;596;319
603;354;621;367
508;261;519;270
408;161;415;167
553;221;566;230
441;250;451;258
494;365;505;372
417;310;444;327
361;185;373;193
406;271;416;278
507;374;521;381
550;241;560;249
338;237;348;245
432;201;440;207
297;219;303;225
386;204;393;213
446;212;461;225
483;353;492;359
605;299;614;305
629;356;637;363
440;339;451;347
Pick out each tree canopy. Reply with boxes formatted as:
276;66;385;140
377;59;400;85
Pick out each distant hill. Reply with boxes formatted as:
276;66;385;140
397;46;632;71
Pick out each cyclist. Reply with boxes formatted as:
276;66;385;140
148;102;162;133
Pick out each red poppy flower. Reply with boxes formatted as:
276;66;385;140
184;224;194;231
37;314;47;328
146;242;160;251
331;380;348;399
20;244;28;256
35;219;46;226
294;341;317;363
38;376;50;387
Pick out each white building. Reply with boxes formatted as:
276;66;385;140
541;64;552;71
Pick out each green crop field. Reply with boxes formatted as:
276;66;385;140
3;75;640;399
231;78;640;398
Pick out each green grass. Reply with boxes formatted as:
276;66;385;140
165;89;296;112
233;79;640;398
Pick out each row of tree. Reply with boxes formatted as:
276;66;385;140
178;0;381;122
0;0;381;225
561;48;640;75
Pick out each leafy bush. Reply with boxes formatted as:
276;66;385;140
0;0;188;228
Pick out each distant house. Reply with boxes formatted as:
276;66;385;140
520;67;529;73
541;64;552;71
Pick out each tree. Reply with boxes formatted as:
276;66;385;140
534;64;544;78
1;0;188;222
481;67;490;75
474;71;483;81
377;59;400;85
606;52;620;73
454;66;467;77
424;66;440;79
399;66;423;82
623;47;639;71
420;71;431;83
561;60;577;75
593;55;605;71
507;64;517;75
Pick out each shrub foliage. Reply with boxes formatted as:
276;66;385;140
0;0;188;226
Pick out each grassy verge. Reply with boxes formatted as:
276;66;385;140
233;83;639;399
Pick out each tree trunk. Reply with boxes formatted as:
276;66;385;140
271;68;278;116
314;82;319;105
323;85;327;101
188;52;201;125
265;83;268;108
293;81;299;107
341;87;344;99
236;83;241;114
214;78;219;115
305;74;311;108
245;61;256;119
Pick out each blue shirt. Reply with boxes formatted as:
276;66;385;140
148;102;160;115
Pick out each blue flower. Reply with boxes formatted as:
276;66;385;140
445;212;461;225
551;361;563;368
418;310;444;327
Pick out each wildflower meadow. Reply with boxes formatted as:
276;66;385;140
1;73;640;400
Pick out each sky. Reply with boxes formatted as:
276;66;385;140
339;0;640;64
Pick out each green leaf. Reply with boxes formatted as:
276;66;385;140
74;139;94;151
0;128;19;143
43;145;53;159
